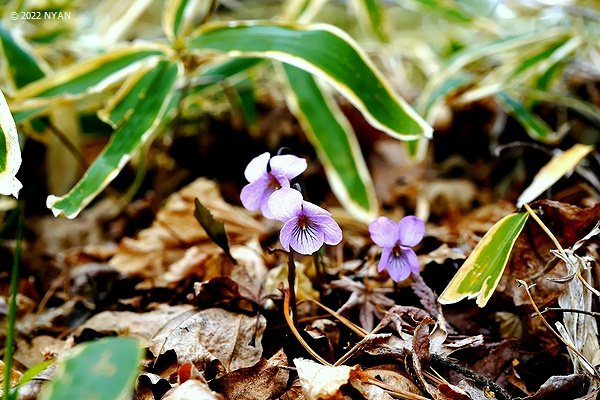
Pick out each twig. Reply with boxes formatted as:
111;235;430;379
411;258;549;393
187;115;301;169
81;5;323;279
534;307;600;318
430;354;512;400
305;298;368;337
366;378;430;400
282;287;330;365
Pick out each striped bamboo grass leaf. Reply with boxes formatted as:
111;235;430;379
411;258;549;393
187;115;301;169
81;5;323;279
439;212;529;307
188;21;432;141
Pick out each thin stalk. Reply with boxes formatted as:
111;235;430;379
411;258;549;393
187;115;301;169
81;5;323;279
3;208;23;399
313;251;324;297
288;249;298;328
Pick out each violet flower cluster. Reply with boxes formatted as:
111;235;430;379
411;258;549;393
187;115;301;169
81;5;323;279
241;152;342;255
368;216;424;282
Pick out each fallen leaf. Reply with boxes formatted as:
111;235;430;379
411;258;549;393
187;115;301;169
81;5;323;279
14;336;71;369
264;261;318;304
419;243;466;266
294;358;358;400
162;379;224;400
210;349;289;399
73;304;195;345
149;308;266;373
110;178;266;280
330;276;394;332
516;373;590;399
472;338;520;384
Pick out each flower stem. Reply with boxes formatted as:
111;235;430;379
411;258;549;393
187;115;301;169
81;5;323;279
288;249;298;328
313;251;324;297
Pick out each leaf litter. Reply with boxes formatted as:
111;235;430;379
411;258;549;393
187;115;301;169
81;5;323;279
6;144;600;400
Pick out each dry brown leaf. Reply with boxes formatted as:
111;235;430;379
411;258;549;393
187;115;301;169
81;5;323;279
0;360;21;388
149;308;266;373
162;379;224;400
349;377;394;400
294;358;358;400
14;336;71;369
73;304;194;345
472;338;519;383
330;276;394;332
209;348;289;399
264;261;318;304
361;366;423;396
419;244;466;266
515;373;590;399
110;178;266;280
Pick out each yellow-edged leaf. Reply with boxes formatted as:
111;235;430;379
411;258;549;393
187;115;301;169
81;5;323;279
0;88;22;198
439;212;529;307
517;143;594;207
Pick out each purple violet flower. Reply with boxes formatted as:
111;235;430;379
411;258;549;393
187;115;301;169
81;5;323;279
240;152;307;219
268;187;343;255
368;216;425;282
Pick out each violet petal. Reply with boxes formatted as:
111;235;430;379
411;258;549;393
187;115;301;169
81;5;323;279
269;154;307;180
244;152;270;182
240;177;270;211
378;246;393;273
397;216;425;247
301;201;331;218
369;216;399;247
288;221;325;255
268;187;302;222
386;249;415;282
311;215;342;246
279;217;299;251
403;247;421;274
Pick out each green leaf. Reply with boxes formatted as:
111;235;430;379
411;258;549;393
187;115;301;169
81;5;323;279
17;360;54;388
40;337;143;400
194;198;232;258
0;22;46;90
349;0;390;42
496;91;559;143
439;212;528;307
0;89;22;198
406;0;473;23
46;61;181;219
188;22;432;141
14;45;167;100
189;58;263;95
163;0;217;41
282;64;377;222
421;30;563;105
235;78;258;130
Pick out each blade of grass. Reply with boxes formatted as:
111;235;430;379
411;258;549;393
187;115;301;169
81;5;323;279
3;206;23;399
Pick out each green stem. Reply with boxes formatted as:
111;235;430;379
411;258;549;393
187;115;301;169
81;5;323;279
288;249;298;328
3;207;23;399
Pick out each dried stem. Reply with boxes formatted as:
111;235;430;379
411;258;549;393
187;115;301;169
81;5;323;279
535;307;600;318
288;248;298;328
283;287;330;365
517;279;599;378
306;298;368;337
523;203;600;297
